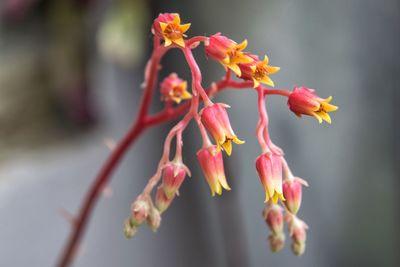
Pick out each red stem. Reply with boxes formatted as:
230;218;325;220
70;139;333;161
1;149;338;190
56;39;166;267
56;120;144;267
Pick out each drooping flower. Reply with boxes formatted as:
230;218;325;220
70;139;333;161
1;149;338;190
239;55;280;88
200;103;244;156
287;86;338;124
282;177;308;215
255;153;284;203
262;203;284;235
130;198;150;226
205;33;254;76
160;73;192;104
197;145;230;196
287;215;308;256
152;13;191;47
161;161;190;199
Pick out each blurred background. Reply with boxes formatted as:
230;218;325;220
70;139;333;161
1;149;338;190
0;0;399;266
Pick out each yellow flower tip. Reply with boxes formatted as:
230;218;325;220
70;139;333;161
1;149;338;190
320;112;332;124
221;140;233;156
180;23;191;33
232;137;245;145
164;38;172;47
269;192;284;204
263;55;270;65
264;192;270;203
313;113;323;124
172;97;182;104
323;102;338;112
172;13;180;24
252;78;260;88
159;22;168;32
261;76;275;87
267;66;280;74
237;39;248;50
227;63;242;76
173;38;186;47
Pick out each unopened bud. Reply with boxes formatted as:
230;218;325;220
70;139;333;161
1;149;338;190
291;241;306;256
287;215;308;256
262;203;284;235
130;198;150;226
155;187;174;213
268;233;285;253
161;162;189;199
282;177;308;215
124;219;137;239
147;208;162;232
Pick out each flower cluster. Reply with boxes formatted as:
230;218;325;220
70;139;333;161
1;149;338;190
124;13;338;257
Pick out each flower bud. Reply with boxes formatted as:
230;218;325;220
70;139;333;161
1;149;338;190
161;162;189;199
124;219;137;239
291;241;306;256
130;198;150;226
160;73;191;104
262;203;284;235
255;153;284;203
282;178;308;215
200;103;244;156
147;208;162;232
268;233;285;253
152;13;190;47
287;215;308;256
205;33;253;76
197;145;230;196
155;187;174;213
287;86;338;124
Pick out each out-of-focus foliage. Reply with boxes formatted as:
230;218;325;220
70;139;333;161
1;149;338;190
98;0;149;66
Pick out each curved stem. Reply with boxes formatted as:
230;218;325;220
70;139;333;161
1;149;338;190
256;88;270;153
182;47;212;105
56;121;144;267
56;41;168;267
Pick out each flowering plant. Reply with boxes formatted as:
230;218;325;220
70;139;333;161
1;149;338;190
57;13;337;266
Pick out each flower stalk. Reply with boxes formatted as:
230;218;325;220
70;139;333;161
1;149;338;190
57;13;338;267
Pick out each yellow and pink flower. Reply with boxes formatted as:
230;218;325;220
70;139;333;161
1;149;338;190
239;55;280;88
205;33;254;76
152;13;191;47
200;103;244;156
256;153;284;203
287;86;338;124
197;145;230;196
160;73;192;104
